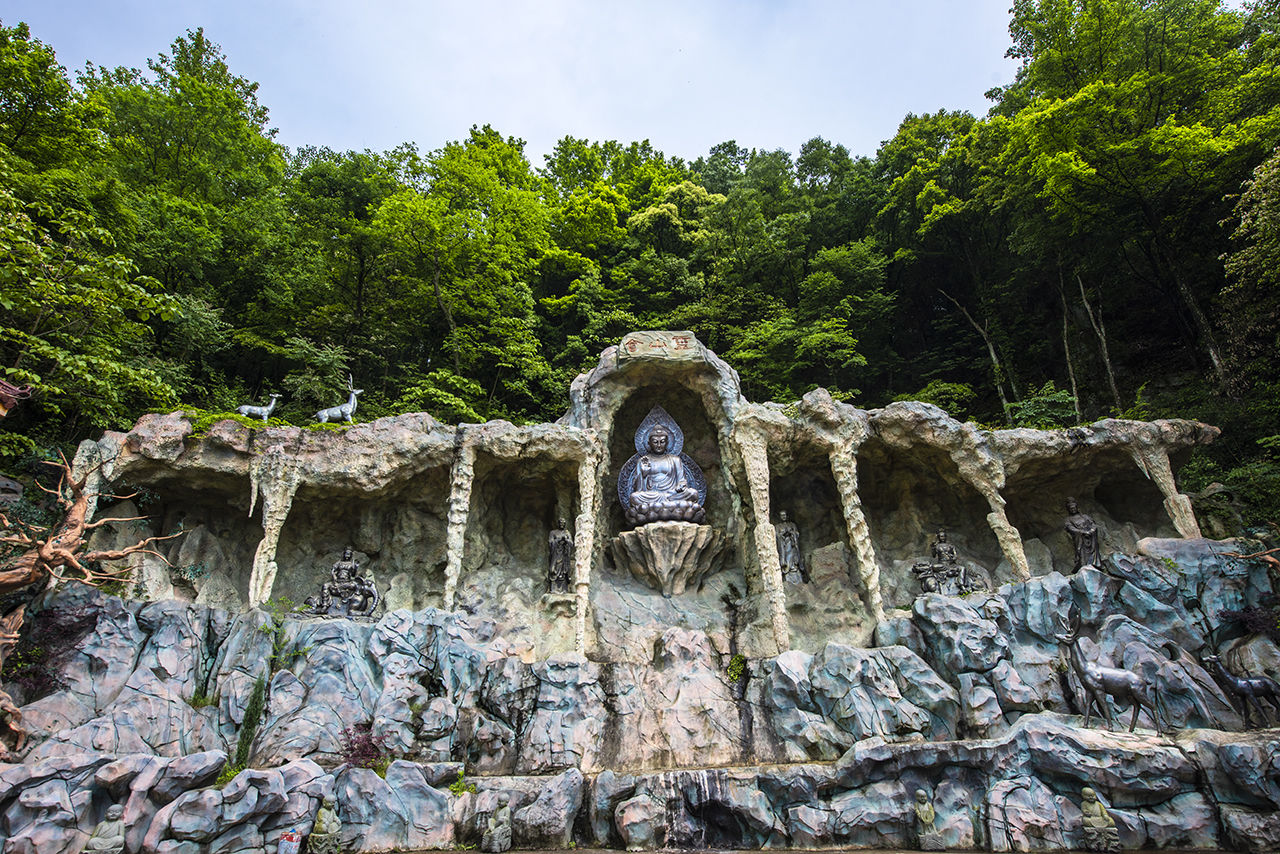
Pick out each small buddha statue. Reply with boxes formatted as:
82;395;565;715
618;407;707;526
1080;787;1121;852
482;793;513;853
85;805;125;854
308;796;341;854
914;788;944;850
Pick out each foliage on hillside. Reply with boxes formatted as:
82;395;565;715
2;2;1279;526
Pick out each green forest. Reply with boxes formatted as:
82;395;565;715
2;0;1279;527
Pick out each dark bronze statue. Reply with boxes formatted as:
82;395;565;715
548;518;573;594
1056;605;1164;733
914;529;983;596
618;407;706;526
1080;787;1121;852
1065;498;1102;570
1202;653;1280;729
302;547;380;618
776;511;803;584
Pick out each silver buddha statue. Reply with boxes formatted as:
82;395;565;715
618;407;707;526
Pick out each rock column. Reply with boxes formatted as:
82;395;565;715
734;428;790;651
1130;446;1202;539
574;443;601;653
827;444;885;624
442;431;477;611
984;499;1031;581
247;448;302;607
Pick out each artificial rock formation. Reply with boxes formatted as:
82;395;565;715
67;331;1215;661
7;331;1265;852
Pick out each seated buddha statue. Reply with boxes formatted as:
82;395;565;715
619;408;707;526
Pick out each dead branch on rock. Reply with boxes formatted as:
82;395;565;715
0;454;184;754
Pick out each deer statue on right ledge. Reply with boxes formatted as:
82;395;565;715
1055;603;1166;734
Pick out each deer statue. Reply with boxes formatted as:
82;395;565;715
1055;604;1165;733
315;375;362;423
1202;653;1280;729
236;393;281;422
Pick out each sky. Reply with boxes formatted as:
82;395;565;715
6;0;1021;166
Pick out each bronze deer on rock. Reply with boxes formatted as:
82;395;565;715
1055;605;1166;733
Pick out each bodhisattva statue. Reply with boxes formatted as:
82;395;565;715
1065;498;1102;570
1080;787;1121;852
302;548;380;618
914;788;945;851
548;519;573;594
776;511;803;584
308;796;341;854
85;804;125;854
482;793;513;853
618;407;707;526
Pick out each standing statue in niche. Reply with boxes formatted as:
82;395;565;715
913;788;945;851
1079;787;1122;852
301;547;380;617
85;805;125;854
1065;498;1102;570
482;793;513;853
618;407;707;526
548;519;573;594
776;511;803;584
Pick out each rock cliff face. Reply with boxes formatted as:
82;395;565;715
6;330;1267;853
1;534;1277;852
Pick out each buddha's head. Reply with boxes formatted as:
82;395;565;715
647;426;671;454
1082;786;1097;801
936;528;948;542
105;805;124;820
915;789;929;804
1066;497;1079;514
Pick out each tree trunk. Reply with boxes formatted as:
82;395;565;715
1076;274;1123;414
1056;262;1082;423
1152;232;1227;386
940;290;1013;425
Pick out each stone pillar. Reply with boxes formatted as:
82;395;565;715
574;445;601;654
985;502;1030;581
442;431;477;611
735;428;790;651
827;444;885;624
1130;446;1202;539
247;448;302;607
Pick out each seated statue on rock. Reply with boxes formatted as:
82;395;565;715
308;797;341;854
1080;787;1121;852
482;793;513;853
913;529;985;596
302;547;380;618
914;788;945;851
618;407;706;526
85;805;125;854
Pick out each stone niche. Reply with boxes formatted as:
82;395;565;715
457;450;580;658
768;441;874;651
1003;448;1182;576
89;471;258;612
273;464;450;612
855;437;1002;609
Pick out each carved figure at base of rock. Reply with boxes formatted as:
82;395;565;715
914;788;945;850
85;805;125;854
618;407;706;526
1065;498;1102;570
482;794;513;853
1080;787;1121;852
776;511;804;584
301;547;380;618
548;519;573;594
915;529;980;597
308;797;341;854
